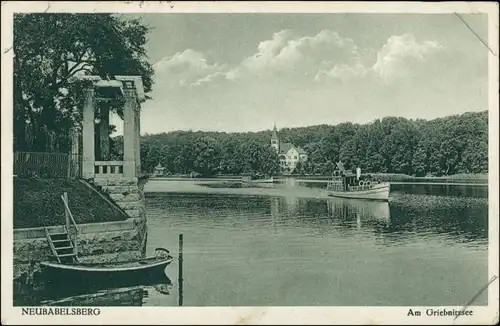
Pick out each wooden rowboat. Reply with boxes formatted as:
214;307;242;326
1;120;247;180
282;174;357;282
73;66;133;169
40;248;174;288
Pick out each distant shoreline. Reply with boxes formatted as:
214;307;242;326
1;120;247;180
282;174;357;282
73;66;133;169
147;173;488;186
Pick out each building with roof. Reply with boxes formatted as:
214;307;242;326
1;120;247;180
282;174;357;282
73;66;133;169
271;124;308;173
152;163;165;177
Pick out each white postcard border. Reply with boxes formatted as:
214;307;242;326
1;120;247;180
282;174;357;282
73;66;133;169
1;1;498;325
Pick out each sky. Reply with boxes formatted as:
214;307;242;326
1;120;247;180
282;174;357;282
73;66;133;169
111;13;489;135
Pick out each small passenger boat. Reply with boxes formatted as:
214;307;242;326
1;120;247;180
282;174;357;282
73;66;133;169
326;162;390;202
40;248;173;287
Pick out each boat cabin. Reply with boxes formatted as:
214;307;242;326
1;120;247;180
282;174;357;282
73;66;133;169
327;170;358;191
327;161;380;192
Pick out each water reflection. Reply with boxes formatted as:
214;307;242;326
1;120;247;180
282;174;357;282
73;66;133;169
40;281;174;307
140;187;488;306
41;286;148;306
326;198;391;227
271;197;278;234
266;191;487;246
386;195;488;243
284;177;297;187
26;274;173;306
284;195;299;212
390;183;488;198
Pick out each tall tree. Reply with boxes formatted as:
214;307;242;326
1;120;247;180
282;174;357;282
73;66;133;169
13;13;154;152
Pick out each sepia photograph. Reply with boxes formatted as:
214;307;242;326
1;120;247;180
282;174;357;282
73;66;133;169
1;1;498;325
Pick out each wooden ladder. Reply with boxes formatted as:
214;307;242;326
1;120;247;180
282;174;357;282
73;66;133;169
45;192;80;264
45;227;78;264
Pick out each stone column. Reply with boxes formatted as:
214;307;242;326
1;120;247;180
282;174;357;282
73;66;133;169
99;104;110;161
70;129;80;178
123;83;137;179
135;105;141;176
82;87;95;179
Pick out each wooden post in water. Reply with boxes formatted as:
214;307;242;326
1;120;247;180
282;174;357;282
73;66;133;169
178;233;184;306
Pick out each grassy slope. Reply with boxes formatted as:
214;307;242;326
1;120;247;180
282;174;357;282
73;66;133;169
14;178;129;229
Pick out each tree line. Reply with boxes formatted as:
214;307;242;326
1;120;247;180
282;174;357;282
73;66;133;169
110;111;488;177
111;132;281;177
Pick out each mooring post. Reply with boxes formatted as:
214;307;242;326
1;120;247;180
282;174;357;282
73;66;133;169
178;233;184;307
26;257;32;285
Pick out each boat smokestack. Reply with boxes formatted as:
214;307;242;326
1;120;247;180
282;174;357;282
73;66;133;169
356;167;361;180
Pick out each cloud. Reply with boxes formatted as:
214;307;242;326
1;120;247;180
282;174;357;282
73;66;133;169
152;31;442;90
314;33;442;84
153;49;227;88
189;71;229;87
372;34;443;83
185;29;362;86
314;62;368;83
231;29;360;80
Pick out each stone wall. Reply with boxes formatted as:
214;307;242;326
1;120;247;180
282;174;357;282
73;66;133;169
91;176;148;259
13;238;51;282
93;176;146;221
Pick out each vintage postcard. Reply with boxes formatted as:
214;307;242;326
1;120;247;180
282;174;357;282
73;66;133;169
1;1;499;325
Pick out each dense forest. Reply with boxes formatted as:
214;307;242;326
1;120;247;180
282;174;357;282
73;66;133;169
110;111;488;177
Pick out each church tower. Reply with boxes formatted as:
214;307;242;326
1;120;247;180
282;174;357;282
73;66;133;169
271;122;280;153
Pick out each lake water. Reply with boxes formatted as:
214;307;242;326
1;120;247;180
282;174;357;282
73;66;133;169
38;180;489;306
